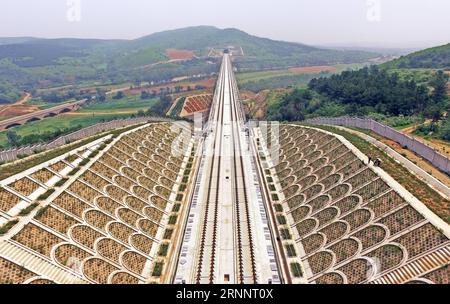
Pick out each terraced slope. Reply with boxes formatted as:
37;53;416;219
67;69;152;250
259;124;450;284
0;122;194;284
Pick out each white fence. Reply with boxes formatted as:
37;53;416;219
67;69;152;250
306;116;450;175
0;116;172;162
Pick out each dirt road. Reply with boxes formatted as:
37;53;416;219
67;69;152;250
0;92;32;116
399;120;450;156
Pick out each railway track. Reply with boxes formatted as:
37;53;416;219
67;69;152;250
229;68;258;283
175;54;280;284
195;59;226;283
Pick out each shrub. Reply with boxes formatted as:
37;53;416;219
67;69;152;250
54;178;69;187
168;215;178;225
163;229;173;240
68;167;80;176
19;203;39;216
280;228;291;240
277;215;287;225
35;206;49;218
290;262;303;277
88;150;99;158
152;262;164;277
0;220;19;235
37;188;55;201
285;244;297;257
158;244;169;257
79;158;89;166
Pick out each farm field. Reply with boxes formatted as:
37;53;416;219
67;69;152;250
24;98;74;110
236;63;366;92
0;93;159;148
288;65;337;73
78;94;159;114
125;78;216;95
0;93;36;121
236;63;364;84
165;48;195;60
0;113;130;148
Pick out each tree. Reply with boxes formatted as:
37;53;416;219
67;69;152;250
113;91;124;100
6;130;20;146
429;70;448;103
141;91;150;99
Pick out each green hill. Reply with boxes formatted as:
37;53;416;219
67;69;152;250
0;26;379;103
382;43;450;69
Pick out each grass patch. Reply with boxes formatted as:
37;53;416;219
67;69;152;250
54;178;69;187
274;204;283;212
18;203;39;216
158;244;169;257
0;113;132;148
280;228;291;240
79;94;159;114
290;262;303;278
271;193;279;201
277;215;287;225
0;220;19;235
176;194;183;202
152;262;164;277
68;167;81;176
88;150;99;158
168;215;178;225
172;204;181;212
35;206;49;219
37;188;55;201
163;229;173;240
285;244;297;257
79;158;90;166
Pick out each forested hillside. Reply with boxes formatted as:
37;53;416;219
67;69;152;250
382;43;450;69
0;26;377;104
267;66;448;123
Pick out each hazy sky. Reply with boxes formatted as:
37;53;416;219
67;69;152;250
1;0;449;47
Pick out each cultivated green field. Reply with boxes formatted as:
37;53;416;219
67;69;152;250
236;63;366;92
79;94;159;114
0;94;159;148
25;98;74;110
0;113;130;148
236;63;364;84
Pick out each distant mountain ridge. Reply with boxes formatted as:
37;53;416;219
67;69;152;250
0;26;378;67
382;43;450;69
0;26;379;103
